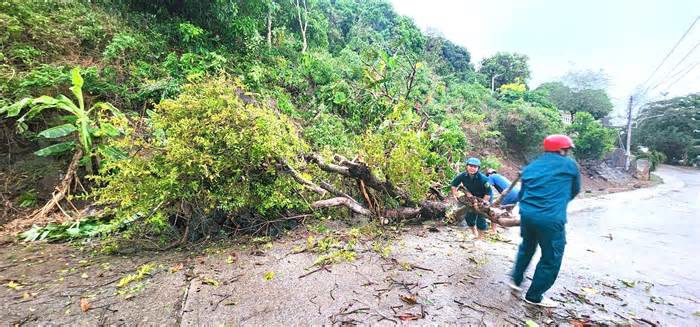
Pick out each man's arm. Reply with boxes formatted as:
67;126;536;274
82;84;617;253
571;162;581;199
483;178;493;203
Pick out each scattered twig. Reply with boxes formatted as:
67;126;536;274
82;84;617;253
473;300;506;313
410;264;434;272
633;317;659;327
212;294;232;311
335;307;370;316
298;265;331;279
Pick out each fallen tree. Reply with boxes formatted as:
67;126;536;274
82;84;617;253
283;153;521;227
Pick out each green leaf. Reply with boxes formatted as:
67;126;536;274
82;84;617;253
38;124;77;138
93;123;119;137
34;141;75;157
91;102;125;121
69;68;84;111
525;320;539;327
71;67;84;89
19;225;42;241
59;115;78;124
2;98;33;117
97;144;127;161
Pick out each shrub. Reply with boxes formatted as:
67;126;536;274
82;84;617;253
355;104;436;203
426;117;468;177
496;101;564;154
480;156;502;171
91;76;309;232
303;111;351;152
636;150;667;171
568;112;616;160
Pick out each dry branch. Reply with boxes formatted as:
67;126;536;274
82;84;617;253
31;149;83;222
312;197;372;216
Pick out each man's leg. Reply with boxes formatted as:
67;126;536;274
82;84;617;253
524;220;566;303
464;212;479;237
511;218;537;286
475;215;488;239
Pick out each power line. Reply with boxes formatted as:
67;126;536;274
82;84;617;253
647;59;700;92
644;39;700;94
638;16;699;93
662;60;700;93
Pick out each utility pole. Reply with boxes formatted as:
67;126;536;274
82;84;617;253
625;96;633;170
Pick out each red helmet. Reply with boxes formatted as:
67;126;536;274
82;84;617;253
543;135;575;152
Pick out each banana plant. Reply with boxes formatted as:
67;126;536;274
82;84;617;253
0;67;127;174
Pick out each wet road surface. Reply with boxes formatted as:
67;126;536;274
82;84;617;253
1;165;699;325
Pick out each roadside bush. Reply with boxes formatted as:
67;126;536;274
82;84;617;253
426;117;468;177
637;150;667;171
495;101;564;154
303;110;351;152
568;112;616;160
480;156;502;171
355;104;436;203
91;77;309;236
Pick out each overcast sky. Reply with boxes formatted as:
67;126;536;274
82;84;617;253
389;0;700;120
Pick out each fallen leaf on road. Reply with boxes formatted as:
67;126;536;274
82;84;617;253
619;279;636;288
225;255;235;264
7;281;22;290
263;271;275;281
81;272;89;279
201;276;220;287
694;311;700;317
525;320;539;327
399;294;417;305
581;287;598;295
569;320;590;327
170;263;184;273
80;298;90;312
395;312;421;321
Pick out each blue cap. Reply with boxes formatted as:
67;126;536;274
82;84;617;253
466;157;481;166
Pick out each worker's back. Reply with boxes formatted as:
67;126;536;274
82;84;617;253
518;152;581;223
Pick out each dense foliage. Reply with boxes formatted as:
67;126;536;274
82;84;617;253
567;112;616;160
0;0;626;240
634;93;700;165
91;77;309;233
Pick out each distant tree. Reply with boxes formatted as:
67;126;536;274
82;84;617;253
569;88;613;120
536;80;613;120
425;34;473;82
562;69;610;91
478;52;531;90
634;93;700;164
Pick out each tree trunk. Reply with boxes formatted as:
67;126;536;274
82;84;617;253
298;153;520;226
267;6;272;49
293;0;308;53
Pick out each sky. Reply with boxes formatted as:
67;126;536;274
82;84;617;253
389;0;700;122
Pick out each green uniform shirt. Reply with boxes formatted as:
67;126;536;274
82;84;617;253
451;172;493;198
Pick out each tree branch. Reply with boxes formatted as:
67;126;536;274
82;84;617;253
278;159;327;196
311;197;372;216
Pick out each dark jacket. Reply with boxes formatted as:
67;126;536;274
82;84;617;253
451;171;493;198
518;152;581;223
